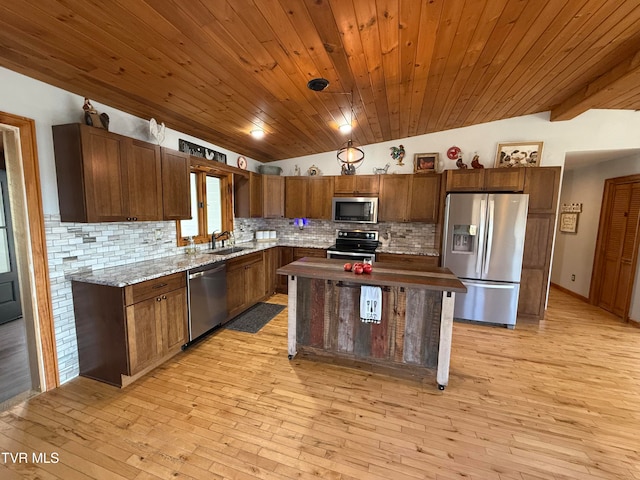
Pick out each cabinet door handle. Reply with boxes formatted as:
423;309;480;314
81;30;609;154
156;297;162;302
161;295;167;299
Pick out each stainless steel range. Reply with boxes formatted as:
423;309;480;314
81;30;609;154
326;229;379;263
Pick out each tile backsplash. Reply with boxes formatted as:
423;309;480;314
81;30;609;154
47;214;436;383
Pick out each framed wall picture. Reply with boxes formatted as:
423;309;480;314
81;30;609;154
559;212;579;233
414;153;438;173
494;141;543;168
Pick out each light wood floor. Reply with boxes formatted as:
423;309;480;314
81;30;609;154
1;288;639;480
0;317;32;404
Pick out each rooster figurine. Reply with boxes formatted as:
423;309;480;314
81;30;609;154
83;98;109;130
149;118;166;145
456;153;468;169
471;153;484;169
390;145;405;165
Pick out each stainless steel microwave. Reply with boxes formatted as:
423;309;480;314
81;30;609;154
332;197;378;223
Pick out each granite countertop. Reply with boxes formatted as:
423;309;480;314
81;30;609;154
377;245;439;256
67;239;438;287
67;240;333;287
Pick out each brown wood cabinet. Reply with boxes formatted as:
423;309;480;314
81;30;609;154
52;123;190;222
71;272;187;387
264;247;279;296
446;168;524;192
276;246;326;293
226;251;266;319
285;176;334;219
524;167;561;214
376;252;439;267
161;148;191;220
285;177;307;218
307;177;334;219
333;175;380;196
379;174;441;223
235;173;284;218
263;175;285;218
518;167;561;321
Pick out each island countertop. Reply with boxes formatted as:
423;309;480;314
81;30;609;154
277;257;466;293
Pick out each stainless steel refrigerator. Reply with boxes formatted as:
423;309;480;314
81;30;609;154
442;193;529;328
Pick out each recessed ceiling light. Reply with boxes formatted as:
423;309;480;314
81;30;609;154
250;129;265;139
339;123;352;134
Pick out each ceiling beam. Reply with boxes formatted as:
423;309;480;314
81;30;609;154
550;50;640;122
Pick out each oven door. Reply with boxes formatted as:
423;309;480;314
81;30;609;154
327;250;376;263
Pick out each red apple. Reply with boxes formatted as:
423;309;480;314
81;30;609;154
343;263;352;272
353;265;364;275
363;264;373;274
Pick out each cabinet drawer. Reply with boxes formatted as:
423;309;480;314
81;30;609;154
125;272;186;305
227;251;263;271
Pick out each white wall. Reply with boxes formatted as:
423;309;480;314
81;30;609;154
551;154;640;320
268;110;640;175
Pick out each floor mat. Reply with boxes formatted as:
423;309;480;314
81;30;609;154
224;302;285;333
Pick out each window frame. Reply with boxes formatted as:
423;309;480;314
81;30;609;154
176;163;234;246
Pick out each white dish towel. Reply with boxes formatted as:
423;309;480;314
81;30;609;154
360;286;382;324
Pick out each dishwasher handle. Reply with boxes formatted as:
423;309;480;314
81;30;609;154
189;263;226;279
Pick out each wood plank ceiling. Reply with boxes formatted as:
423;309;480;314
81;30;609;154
1;0;639;162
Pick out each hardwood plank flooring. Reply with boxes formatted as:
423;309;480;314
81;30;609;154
0;317;32;404
1;288;639;479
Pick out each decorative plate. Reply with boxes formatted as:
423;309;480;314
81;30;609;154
237;156;247;169
308;165;320;176
447;146;461;160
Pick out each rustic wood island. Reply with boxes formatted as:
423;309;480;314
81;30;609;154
277;257;466;389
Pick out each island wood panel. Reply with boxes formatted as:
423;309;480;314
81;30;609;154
370;288;392;359
295;278;441;367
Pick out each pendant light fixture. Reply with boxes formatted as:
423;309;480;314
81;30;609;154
307;78;365;174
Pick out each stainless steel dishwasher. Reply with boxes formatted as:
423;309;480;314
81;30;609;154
187;262;227;342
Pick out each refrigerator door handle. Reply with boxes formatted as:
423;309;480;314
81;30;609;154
476;198;487;275
483;197;495;275
461;279;517;289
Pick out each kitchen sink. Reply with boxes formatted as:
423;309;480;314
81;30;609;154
207;246;250;255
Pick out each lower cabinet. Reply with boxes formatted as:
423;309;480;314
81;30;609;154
71;272;188;387
226;251;266;319
276;246;326;293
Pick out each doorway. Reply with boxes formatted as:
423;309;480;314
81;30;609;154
590;174;640;320
0;112;59;406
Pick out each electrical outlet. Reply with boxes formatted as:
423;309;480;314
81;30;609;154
571;274;575;281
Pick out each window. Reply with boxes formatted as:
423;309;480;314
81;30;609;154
177;168;233;245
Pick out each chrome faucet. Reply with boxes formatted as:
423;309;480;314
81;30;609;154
211;231;230;249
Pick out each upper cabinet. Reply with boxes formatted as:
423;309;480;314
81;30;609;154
235;172;284;218
379;174;441;223
334;174;380;196
285;176;334;219
263;174;285;218
160;149;191;220
52;124;190;223
446;168;525;192
524;167;561;214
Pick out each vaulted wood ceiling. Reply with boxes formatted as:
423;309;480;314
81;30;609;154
1;1;639;162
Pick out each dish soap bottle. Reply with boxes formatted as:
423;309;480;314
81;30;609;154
186;236;196;255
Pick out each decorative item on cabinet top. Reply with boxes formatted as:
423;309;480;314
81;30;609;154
495;141;543;168
471;153;484;169
307;165;321;176
178;139;227;163
257;164;282;175
414;153;437;173
149;118;165;146
373;163;390;174
83;98;109;130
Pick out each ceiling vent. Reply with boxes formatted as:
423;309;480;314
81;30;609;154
307;78;329;91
